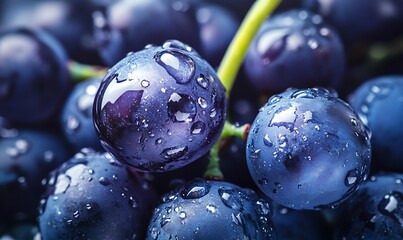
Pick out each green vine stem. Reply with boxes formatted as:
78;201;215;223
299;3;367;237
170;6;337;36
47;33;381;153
217;0;282;98
368;35;403;64
68;60;108;82
204;121;250;180
204;0;282;180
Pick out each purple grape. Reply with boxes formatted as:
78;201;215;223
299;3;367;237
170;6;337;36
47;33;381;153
243;10;345;94
60;77;103;152
38;149;158;240
334;173;403;239
0;27;70;125
146;178;276;239
246;87;371;210
93;39;227;172
348;75;403;173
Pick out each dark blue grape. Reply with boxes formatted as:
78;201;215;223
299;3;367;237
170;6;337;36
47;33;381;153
0;0;101;64
38;149;158;240
0;222;40;240
61;77;103;152
93;0;200;66
334;173;403;239
195;3;239;67
93;39;227;172
246;87;371;210
0;27;71;125
146;178;276;239
243;9;345;94
303;0;403;45
0;128;71;225
270;202;332;240
348;75;403;173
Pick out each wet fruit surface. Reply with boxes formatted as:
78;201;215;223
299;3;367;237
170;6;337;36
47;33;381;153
244;9;345;93
146;178;276;240
348;76;403;173
246;88;371;210
93;40;227;172
334;173;403;239
39;149;158;240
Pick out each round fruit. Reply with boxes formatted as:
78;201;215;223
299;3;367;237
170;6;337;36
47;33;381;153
146;178;276;239
246;87;371;210
93;39;227;172
38;149;158;240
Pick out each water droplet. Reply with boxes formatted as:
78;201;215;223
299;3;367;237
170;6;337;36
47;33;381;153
196;74;209;89
231;212;244;226
255;200;270;215
308;38;319;49
54;174;71;194
191;121;206;135
263;134;273;147
197;97;207;108
129;196;138;208
218;188;243;210
250;149;261;160
209;108;217;118
311;14;323;24
377;192;402;226
167;93;196;122
162;40;192;52
319;28;331;37
66;116;80;132
88;169;94;175
179;211;186;219
155;138;163;145
270;106;297;130
206;204;217;213
99;177;109;186
160;217;171;227
141;80;150;88
291;89;315;99
160;146;188;160
268;95;281;105
73;210;79;218
181;178;211;199
155;50;195;84
344;169;359;186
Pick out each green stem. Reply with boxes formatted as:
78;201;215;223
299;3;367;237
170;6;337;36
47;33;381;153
204;0;281;179
217;0;282;98
368;35;403;64
68;60;108;82
204;122;250;180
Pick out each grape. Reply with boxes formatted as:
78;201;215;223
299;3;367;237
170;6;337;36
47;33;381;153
334;173;403;239
246;87;371;210
0;127;71;225
0;27;71;125
93;39;227;172
60;77;103;152
93;0;200;66
195;2;239;67
243;9;345;94
38;149;158;240
348;75;403;173
303;0;403;46
0;0;101;64
146;178;276;239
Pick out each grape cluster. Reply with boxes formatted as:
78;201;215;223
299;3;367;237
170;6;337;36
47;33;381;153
1;0;402;239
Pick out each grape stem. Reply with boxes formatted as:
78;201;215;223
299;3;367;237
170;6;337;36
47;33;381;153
368;35;403;64
204;122;250;180
203;0;282;180
217;0;282;98
68;60;108;82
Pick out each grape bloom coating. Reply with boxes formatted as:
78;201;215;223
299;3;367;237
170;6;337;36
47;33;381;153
93;40;227;172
